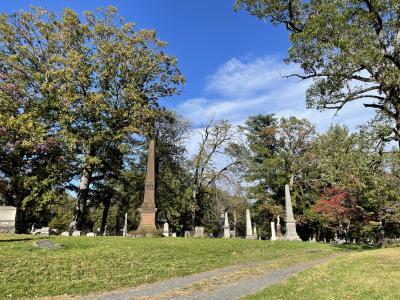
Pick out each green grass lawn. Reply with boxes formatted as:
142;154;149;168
0;234;341;299
245;247;400;300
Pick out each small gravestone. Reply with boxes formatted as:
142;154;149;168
194;226;204;238
34;240;60;250
40;227;50;236
171;232;177;237
72;230;81;236
86;232;95;237
184;230;191;238
61;231;69;236
0;206;17;233
162;222;169;237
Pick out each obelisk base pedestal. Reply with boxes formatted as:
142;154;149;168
137;208;157;232
284;221;301;241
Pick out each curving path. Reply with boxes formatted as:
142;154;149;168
78;256;337;300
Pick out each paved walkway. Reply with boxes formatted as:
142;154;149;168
80;256;336;300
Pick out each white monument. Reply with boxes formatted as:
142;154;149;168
245;209;254;239
223;211;230;238
0;206;17;233
123;212;128;237
162;222;169;237
253;224;258;239
270;221;277;241
284;184;301;241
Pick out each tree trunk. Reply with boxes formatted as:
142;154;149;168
100;198;111;236
72;168;92;231
191;189;197;231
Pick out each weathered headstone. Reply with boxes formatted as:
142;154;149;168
284;184;301;241
138;140;157;231
253;224;258;239
184;230;191;238
86;232;95;237
276;215;283;239
0;206;17;233
171;232;177;237
270;221;277;241
123;212;128;237
245;209;254;239
223;212;230;238
72;230;81;236
34;240;60;250
61;231;69;236
194;226;204;238
40;227;50;236
162;222;169;237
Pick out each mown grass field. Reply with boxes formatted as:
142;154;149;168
0;234;341;299
246;247;400;300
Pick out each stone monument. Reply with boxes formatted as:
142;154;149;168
223;211;230;238
0;206;17;233
194;226;204;238
276;215;283;239
138;140;157;231
123;212;128;237
270;221;277;241
162;222;169;237
245;209;254;239
284;184;301;241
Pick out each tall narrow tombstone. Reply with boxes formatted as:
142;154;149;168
245;209;254;239
253;224;258;239
270;221;277;241
284;184;301;241
123;212;128;237
138;140;157;231
223;211;230;238
233;210;237;238
276;215;283;239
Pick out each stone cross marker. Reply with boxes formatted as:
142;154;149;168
223;211;230;238
270;221;277;241
284;184;301;241
138;140;157;230
0;206;17;233
245;209;254;239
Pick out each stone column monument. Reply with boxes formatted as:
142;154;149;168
270;221;277;241
284;184;301;241
245;209;254;239
223;211;230;238
122;212;128;237
138;140;157;231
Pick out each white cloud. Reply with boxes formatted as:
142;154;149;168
179;55;376;157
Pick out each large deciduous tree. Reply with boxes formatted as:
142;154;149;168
235;0;400;144
0;6;184;231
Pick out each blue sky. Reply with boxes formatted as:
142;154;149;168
1;1;375;154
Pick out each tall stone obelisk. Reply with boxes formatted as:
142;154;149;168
284;184;301;241
245;209;254;239
138;140;157;231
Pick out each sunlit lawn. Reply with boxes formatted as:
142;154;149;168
0;234;341;298
245;247;400;300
